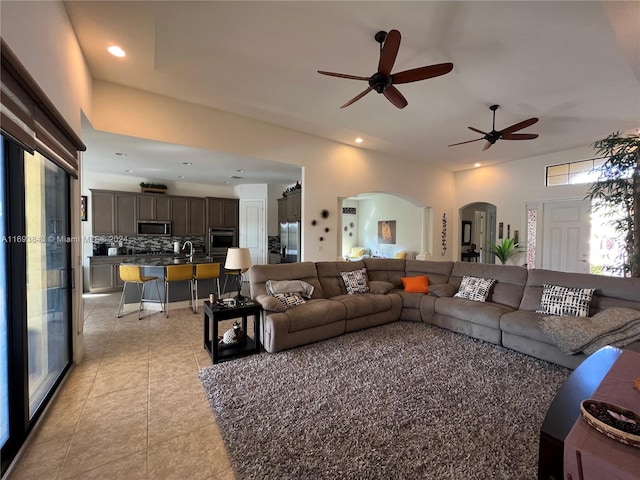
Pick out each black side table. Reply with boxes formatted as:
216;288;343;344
203;300;262;364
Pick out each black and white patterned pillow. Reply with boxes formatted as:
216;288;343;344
536;284;594;317
273;292;307;308
340;268;370;294
454;276;496;302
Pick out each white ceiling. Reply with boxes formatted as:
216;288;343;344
65;1;640;185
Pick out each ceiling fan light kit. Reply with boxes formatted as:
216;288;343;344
318;29;453;110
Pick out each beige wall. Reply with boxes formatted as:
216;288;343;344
91;81;457;262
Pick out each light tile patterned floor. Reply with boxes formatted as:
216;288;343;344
9;293;236;480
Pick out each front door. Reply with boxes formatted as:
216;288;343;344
541;199;590;273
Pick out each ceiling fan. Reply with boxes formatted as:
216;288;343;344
318;29;453;109
449;105;539;151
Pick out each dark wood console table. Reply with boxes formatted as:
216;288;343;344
538;346;622;480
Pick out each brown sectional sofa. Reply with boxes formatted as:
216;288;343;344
249;258;640;369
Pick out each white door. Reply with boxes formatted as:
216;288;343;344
541;199;590;273
239;200;265;265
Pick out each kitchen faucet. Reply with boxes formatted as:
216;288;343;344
182;241;193;262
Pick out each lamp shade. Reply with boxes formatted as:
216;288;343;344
224;247;253;272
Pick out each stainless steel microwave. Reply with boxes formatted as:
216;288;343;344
137;220;171;236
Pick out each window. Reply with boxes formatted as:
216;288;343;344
546;158;606;186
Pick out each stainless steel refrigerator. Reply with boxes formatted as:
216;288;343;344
280;221;300;263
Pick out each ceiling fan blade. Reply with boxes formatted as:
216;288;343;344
482;141;493;151
468;126;488;135
500;117;539;135
448;138;484;147
392;63;454;84
378;29;401;75
501;133;539;140
340;87;373;108
383;85;408;109
318;71;369;81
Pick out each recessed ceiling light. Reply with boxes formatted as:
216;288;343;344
114;152;127;156
474;163;482;168
107;45;126;57
224;181;230;184
125;169;133;173
178;175;185;179
182;162;192;166
236;169;244;173
229;175;242;179
355;137;364;144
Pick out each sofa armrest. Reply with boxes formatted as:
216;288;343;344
255;294;286;312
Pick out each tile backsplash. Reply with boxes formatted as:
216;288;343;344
92;235;206;254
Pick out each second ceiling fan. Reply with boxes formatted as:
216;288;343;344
449;105;539;151
318;29;453;109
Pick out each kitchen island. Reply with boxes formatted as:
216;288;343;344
119;255;234;310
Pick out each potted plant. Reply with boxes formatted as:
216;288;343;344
586;131;640;277
140;182;168;194
489;237;519;265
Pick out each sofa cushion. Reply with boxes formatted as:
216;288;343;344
435;297;514;329
405;259;453;286
500;310;556;344
401;275;429;293
255;294;286;312
369;281;394;294
341;268;370;294
285;299;347;332
450;262;527;309
454;276;495;302
520;269;640;315
363;258;407;288
332;293;394;320
536;284;594;317
429;284;457;298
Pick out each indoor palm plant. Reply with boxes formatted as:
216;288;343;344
586;131;640;277
489;237;519;265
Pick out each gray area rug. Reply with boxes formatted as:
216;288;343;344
199;322;570;479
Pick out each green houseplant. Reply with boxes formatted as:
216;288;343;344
586;131;640;277
489;237;519;265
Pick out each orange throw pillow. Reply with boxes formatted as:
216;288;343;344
401;275;429;293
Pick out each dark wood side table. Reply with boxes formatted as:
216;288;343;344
203;300;261;364
538;346;622;480
461;251;480;262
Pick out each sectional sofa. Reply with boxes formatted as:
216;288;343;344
249;258;640;369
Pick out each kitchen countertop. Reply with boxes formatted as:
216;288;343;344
119;255;221;267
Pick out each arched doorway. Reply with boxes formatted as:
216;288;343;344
340;193;431;259
459;202;497;264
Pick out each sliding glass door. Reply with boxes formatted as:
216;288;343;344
1;137;72;474
24;150;70;415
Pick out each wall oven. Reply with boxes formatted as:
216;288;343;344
209;227;237;255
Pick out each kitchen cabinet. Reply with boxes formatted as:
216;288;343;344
90;190;136;235
92;190;115;235
171;196;206;235
137;194;170;220
89;256;127;292
207;197;239;229
278;190;301;222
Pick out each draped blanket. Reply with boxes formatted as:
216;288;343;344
539;307;640;355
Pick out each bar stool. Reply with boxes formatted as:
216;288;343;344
191;263;221;313
164;264;194;317
117;265;164;320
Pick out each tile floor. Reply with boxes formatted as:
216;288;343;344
8;293;237;480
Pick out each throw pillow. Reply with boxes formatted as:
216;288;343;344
368;280;394;295
453;276;496;302
273;292;307;308
340;268;370;294
401;275;429;293
394;251;408;259
536;284;595;317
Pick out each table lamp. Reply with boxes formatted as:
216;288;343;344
224;247;253;303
